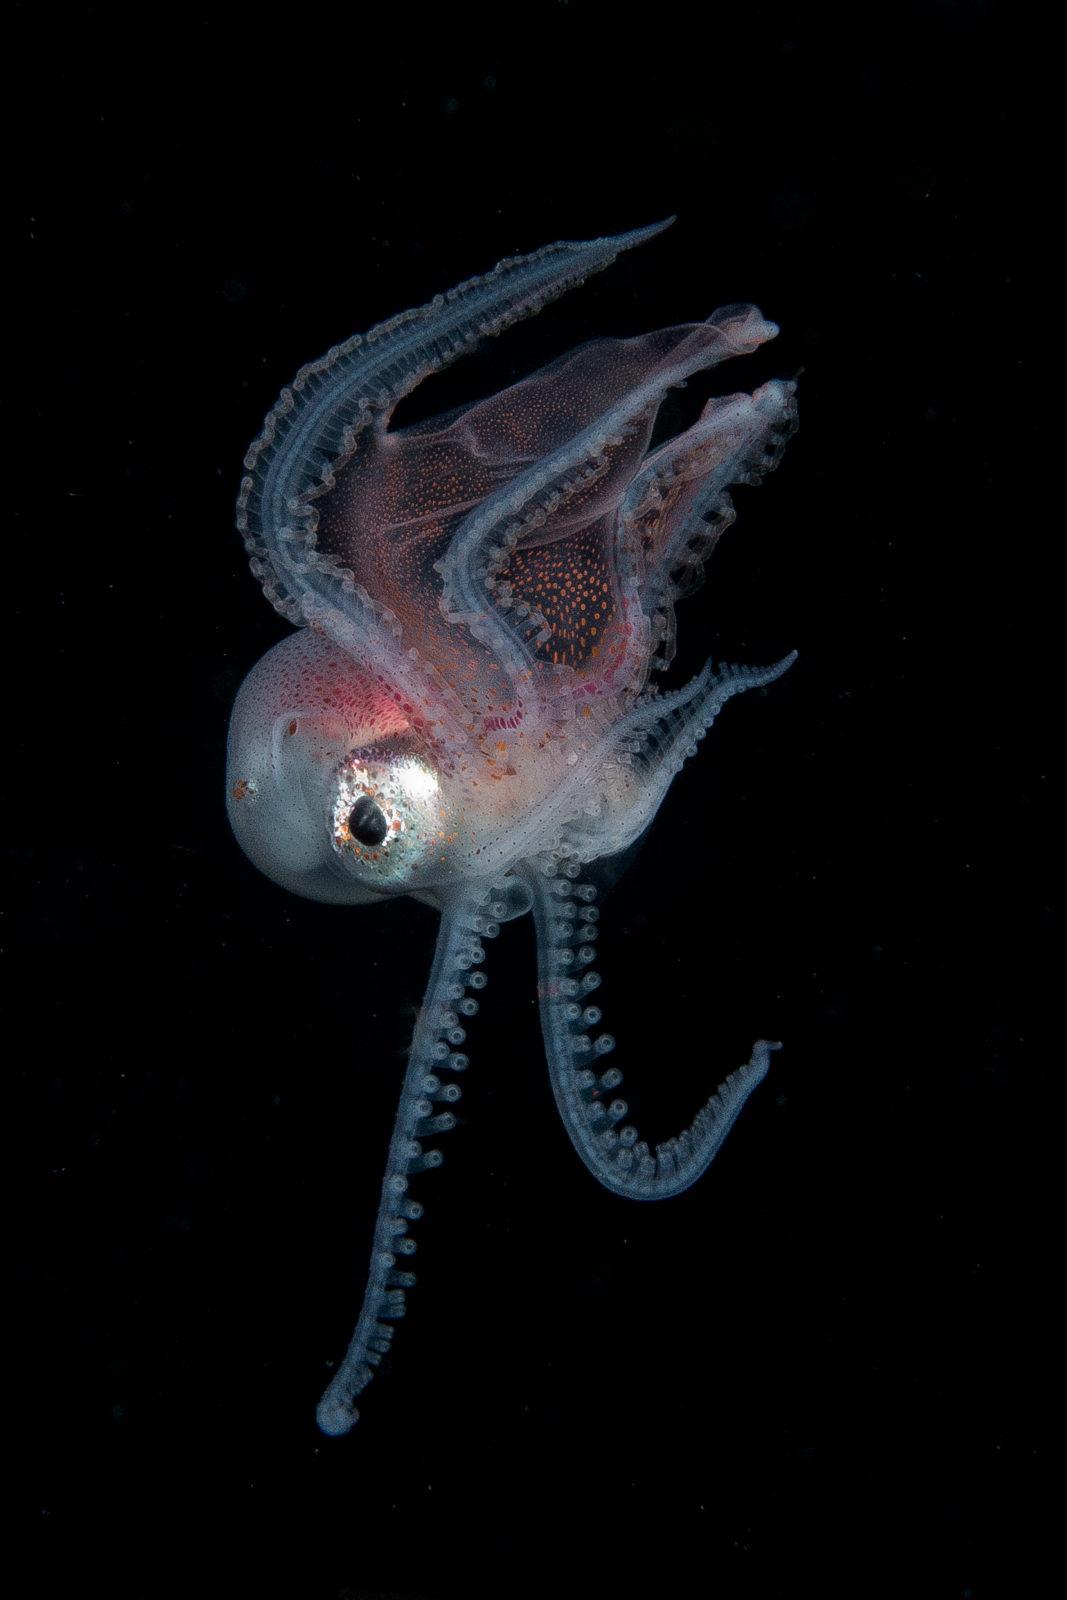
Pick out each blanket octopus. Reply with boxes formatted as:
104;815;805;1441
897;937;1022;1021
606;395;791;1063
226;219;797;1435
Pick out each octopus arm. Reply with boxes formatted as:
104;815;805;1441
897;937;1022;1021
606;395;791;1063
316;881;501;1436
436;307;780;709
235;222;674;725
526;863;780;1200
569;649;798;861
622;378;799;673
519;642;795;1198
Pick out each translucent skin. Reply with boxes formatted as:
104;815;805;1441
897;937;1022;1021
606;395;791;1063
226;221;798;1433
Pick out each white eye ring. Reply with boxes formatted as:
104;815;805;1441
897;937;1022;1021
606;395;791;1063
332;765;402;862
330;748;448;888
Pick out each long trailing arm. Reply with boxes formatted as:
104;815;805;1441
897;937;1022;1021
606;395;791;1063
316;882;501;1435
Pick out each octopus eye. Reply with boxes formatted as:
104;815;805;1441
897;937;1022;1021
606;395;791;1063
347;795;389;847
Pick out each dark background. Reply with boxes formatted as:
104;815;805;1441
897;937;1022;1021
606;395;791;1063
12;4;1057;1597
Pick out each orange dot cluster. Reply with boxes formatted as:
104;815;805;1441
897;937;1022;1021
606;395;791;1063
499;529;616;670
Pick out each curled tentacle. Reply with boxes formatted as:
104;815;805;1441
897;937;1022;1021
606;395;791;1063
525;864;778;1199
557;649;798;864
621;377;799;672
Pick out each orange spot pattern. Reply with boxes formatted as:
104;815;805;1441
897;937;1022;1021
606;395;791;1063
497;527;616;672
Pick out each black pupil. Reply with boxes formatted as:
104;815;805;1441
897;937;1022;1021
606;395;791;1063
348;795;389;847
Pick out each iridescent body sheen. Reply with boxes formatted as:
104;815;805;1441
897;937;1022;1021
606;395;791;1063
226;221;797;1434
